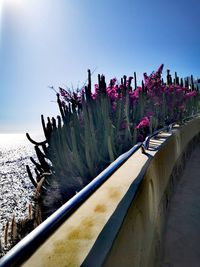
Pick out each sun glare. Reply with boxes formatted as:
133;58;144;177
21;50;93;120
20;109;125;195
0;0;4;14
1;0;23;9
0;1;4;42
0;0;23;17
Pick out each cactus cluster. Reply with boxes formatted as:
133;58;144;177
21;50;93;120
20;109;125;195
0;204;41;258
26;65;200;220
1;65;199;258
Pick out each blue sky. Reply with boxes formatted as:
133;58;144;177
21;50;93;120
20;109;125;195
0;0;200;133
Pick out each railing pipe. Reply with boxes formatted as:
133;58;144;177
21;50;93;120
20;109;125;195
143;123;175;150
0;143;142;267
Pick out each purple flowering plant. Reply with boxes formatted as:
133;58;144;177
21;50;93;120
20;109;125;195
26;65;200;218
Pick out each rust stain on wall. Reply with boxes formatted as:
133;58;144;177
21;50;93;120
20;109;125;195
41;239;78;267
40;216;96;266
94;204;107;213
82;217;95;228
108;188;121;200
68;227;93;240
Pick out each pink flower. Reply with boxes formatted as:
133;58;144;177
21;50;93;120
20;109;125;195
146;111;154;117
112;78;117;85
120;121;127;129
107;89;118;101
143;64;163;91
179;104;186;110
143;73;149;83
59;87;68;97
112;102;117;111
126;76;133;87
91;92;97;100
184;91;197;99
129;86;142;103
156;64;164;75
94;84;99;92
59;87;82;107
136;117;150;129
175;88;183;94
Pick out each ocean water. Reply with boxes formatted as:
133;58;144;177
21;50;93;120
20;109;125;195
0;133;43;240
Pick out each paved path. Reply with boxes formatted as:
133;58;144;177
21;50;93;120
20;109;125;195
161;145;200;267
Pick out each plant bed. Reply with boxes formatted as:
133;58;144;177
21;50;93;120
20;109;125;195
0;65;200;259
26;65;200;220
1;118;200;267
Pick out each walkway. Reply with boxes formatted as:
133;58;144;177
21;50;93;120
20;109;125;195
161;145;200;267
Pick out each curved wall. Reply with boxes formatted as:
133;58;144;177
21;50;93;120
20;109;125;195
99;118;200;267
14;117;200;266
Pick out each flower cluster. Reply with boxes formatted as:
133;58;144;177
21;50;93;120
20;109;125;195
28;65;200;222
144;64;163;91
136;117;150;129
59;87;83;109
142;65;198;125
129;86;142;104
59;64;199;143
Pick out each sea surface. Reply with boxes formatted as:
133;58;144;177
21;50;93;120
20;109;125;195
0;133;43;242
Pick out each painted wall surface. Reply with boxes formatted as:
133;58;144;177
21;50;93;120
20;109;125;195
22;118;200;267
100;118;200;267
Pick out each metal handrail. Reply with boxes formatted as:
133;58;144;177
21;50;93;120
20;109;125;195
143;123;176;150
1;118;186;266
182;113;200;124
0;143;142;267
1;117;188;266
142;113;200;151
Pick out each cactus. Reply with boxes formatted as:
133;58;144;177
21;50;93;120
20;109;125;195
24;65;200;222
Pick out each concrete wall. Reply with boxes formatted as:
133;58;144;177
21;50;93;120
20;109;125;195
22;117;200;267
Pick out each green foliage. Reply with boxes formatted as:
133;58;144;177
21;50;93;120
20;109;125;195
26;66;200;219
